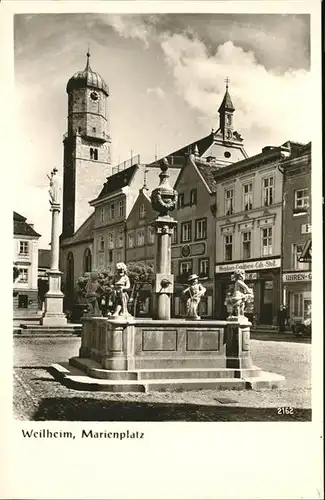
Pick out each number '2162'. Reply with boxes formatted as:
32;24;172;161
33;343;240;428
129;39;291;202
277;407;294;415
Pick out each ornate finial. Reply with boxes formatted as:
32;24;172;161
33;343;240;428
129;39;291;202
150;158;178;216
194;143;199;156
225;76;230;90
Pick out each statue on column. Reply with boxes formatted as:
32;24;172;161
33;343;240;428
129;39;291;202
182;274;206;320
226;269;254;319
111;262;131;318
47;167;60;205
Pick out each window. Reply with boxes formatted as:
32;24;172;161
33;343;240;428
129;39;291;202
148;226;155;244
190;189;197;206
108;232;114;249
294;188;309;211
292;244;310;270
195;218;207;240
128;233;134;248
119;200;125;217
263;177;274;206
100;207;104;223
116;250;123;263
181;221;192;242
92;127;96;133
67;252;74;295
137;230;145;247
139;204;146;219
178;193;185;209
199;258;209;277
18;294;28;308
78;127;82;134
108;250;113;263
180;260;192;276
224;234;233;261
83;248;92;273
172;225;177;244
242;231;251;260
243;183;253;211
117;230;124;248
110;204;115;219
19;241;29;256
18;268;28;283
225;188;234;215
90;148;94;159
99;236;104;252
261;227;273;256
94;149;98;160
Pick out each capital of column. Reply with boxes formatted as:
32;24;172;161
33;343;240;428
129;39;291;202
152;215;177;235
50;202;61;213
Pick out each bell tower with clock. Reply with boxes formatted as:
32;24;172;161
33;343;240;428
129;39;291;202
62;51;111;239
218;77;235;142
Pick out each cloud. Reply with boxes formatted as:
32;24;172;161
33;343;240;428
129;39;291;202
103;14;160;48
146;87;165;99
159;34;311;152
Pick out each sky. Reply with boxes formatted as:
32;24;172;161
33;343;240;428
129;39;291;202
14;13;311;247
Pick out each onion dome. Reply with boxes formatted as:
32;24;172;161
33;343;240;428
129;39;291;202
66;51;109;96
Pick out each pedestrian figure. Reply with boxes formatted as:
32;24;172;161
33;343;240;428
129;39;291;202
277;305;287;333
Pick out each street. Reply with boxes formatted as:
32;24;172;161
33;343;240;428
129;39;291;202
13;336;311;422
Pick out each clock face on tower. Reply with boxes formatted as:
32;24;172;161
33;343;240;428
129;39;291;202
90;91;99;101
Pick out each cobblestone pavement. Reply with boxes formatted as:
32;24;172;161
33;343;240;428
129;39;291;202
13;337;311;422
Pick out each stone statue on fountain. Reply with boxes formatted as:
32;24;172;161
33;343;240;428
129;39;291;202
226;269;254;322
111;262;132;319
182;274;206;320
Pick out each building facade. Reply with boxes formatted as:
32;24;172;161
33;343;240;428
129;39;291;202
281;142;311;323
214;145;291;324
62;52;111;239
13;212;41;320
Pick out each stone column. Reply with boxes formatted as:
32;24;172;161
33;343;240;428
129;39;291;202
41;170;67;327
152;216;177;320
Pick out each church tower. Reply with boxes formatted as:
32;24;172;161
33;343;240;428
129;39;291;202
218;78;235;142
62;51;111;239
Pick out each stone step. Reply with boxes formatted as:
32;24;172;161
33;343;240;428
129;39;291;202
49;363;285;392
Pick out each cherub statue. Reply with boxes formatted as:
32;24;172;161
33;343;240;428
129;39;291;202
182;274;206;320
111;262;131;318
47;167;60;205
226;269;254;319
84;271;103;316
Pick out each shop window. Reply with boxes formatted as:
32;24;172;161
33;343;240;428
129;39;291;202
190;189;197;206
19;241;29;256
292;244;310;270
243;183;253;211
263;177;274;206
18;294;28;308
181;221;191;242
195;218;207;240
261;227;272;256
242;231;251;260
225;188;234;215
224;234;233;261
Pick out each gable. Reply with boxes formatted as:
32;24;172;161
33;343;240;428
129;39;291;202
174;155;212;195
126;190;155;229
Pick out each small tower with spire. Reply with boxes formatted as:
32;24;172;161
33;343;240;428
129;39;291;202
62;51;111;239
218;77;235;141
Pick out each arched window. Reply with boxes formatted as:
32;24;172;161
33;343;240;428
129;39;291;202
90;148;94;159
66;252;74;296
83;248;92;273
94;149;98;160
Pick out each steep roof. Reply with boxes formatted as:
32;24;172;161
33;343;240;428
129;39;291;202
195;158;221;192
218;89;235;112
61;212;94;247
38;249;51;269
172;133;214;157
13;212;41;237
94;164;138;202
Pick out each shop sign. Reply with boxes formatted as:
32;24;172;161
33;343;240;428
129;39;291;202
215;258;281;274
282;272;312;282
230;272;258;281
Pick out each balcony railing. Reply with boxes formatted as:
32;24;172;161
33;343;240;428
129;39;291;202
112;154;141;175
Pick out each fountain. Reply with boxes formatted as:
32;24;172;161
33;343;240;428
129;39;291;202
51;160;285;391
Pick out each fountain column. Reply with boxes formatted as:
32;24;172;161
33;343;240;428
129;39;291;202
151;159;178;320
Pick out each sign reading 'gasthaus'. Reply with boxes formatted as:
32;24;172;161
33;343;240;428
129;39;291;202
215;258;281;274
282;272;312;282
